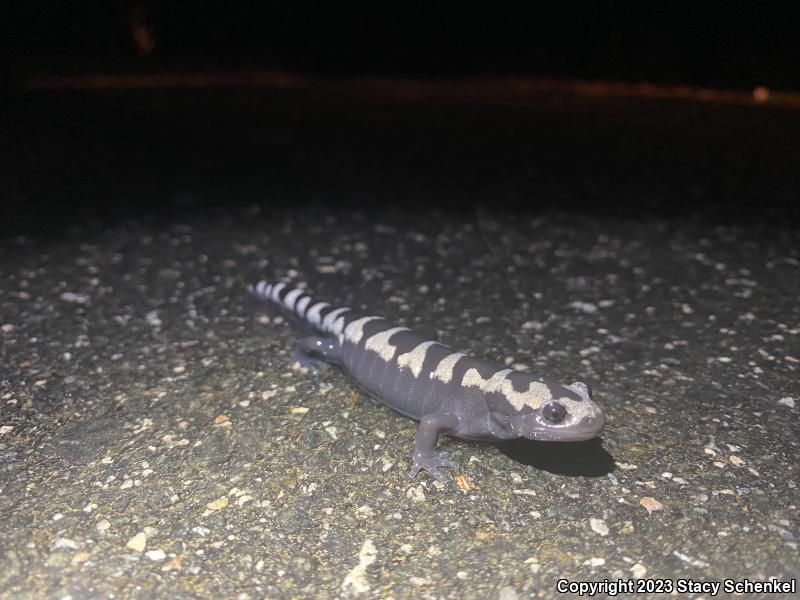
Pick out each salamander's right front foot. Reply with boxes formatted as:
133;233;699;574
408;450;459;484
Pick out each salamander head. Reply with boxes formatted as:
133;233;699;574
487;376;606;442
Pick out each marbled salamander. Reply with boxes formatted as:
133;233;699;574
250;280;606;482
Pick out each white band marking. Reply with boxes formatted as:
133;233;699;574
344;316;382;344
270;282;286;302
282;288;303;311
295;295;311;316
397;341;438;377
322;307;350;332
430;352;466;384
306;302;331;326
461;368;514;392
364;326;410;361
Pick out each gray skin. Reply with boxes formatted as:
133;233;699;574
250;280;606;483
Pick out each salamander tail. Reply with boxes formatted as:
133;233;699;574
249;279;351;336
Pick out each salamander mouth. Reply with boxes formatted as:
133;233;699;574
521;410;606;442
525;428;599;442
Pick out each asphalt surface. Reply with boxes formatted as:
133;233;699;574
1;82;798;598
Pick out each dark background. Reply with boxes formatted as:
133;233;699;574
6;3;799;88
2;3;799;234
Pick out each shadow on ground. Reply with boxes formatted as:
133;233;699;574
498;438;615;477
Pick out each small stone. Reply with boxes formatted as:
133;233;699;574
1;323;14;333
53;538;80;550
126;531;147;552
584;557;606;567
145;310;162;327
405;486;426;502
145;549;166;561
61;292;90;304
778;397;795;409
631;563;647;578
498;587;519;600
589;518;609;536
615;462;638;470
207;496;229;511
570;301;598;314
96;519;111;532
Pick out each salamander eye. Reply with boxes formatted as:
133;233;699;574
542;402;567;424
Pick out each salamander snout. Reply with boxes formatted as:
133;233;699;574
577;409;606;436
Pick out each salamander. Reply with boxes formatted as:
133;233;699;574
249;279;606;482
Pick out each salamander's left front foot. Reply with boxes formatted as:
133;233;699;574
292;348;326;374
293;335;340;374
408;450;459;484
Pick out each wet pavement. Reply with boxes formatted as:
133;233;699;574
1;82;798;598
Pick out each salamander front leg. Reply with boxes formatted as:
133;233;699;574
293;335;341;374
409;413;461;483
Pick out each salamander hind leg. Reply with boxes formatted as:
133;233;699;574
408;413;461;484
293;335;341;374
